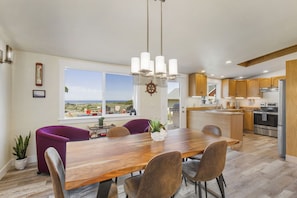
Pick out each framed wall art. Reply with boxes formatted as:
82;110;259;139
35;62;43;86
33;90;46;98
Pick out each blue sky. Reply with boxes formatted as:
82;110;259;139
64;68;179;101
64;69;133;101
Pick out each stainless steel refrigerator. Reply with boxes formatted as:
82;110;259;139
278;79;286;158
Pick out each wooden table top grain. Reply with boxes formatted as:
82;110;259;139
65;128;239;190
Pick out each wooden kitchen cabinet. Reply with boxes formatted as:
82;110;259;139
271;76;286;87
243;109;254;131
221;79;236;98
259;78;272;88
189;73;207;96
247;79;261;97
235;80;247;98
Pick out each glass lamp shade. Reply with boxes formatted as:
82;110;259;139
155;56;166;74
169;59;178;76
146;60;155;76
140;52;151;73
131;57;140;74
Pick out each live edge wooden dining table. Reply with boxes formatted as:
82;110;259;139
65;128;239;192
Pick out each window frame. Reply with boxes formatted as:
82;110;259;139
59;59;136;123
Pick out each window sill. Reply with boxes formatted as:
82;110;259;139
58;114;140;124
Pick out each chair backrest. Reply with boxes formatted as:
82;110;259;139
107;127;130;137
195;140;227;181
44;147;68;198
202;125;222;136
136;151;182;198
123;119;150;134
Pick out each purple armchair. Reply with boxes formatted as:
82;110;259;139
123;119;150;134
36;125;90;174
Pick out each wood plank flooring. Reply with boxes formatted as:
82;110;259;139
1;133;297;198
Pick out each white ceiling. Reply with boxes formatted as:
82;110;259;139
0;0;297;78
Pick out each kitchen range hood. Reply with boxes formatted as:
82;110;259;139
259;87;279;92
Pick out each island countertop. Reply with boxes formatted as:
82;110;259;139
187;109;243;141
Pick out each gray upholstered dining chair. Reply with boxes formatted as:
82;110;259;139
124;151;182;198
189;125;222;160
189;125;227;187
182;140;228;198
44;147;118;198
106;126;130;137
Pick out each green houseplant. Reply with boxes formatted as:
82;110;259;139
13;132;31;170
149;120;167;141
98;117;105;127
149;120;166;133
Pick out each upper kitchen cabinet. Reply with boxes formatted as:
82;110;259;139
259;78;272;88
189;73;207;96
221;79;236;98
236;80;247;98
247;79;261;97
271;76;286;87
222;79;246;98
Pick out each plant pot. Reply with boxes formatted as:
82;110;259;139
151;130;167;141
15;158;28;170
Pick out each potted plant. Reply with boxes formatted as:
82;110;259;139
12;132;31;170
149;120;167;141
98;117;105;127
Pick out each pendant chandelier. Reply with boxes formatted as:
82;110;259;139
131;0;178;79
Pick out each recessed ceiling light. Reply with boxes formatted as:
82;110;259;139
221;75;225;78
263;70;269;73
239;76;243;79
225;60;232;64
210;74;215;77
201;70;206;73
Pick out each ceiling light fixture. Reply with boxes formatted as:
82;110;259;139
131;0;178;79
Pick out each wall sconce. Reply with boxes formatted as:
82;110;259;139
0;50;3;64
5;45;13;64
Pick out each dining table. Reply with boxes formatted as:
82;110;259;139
65;127;240;192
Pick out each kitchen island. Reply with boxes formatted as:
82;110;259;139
187;108;243;141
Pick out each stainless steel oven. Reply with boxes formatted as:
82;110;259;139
254;106;278;137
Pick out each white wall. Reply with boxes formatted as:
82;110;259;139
0;37;12;179
1;50;165;176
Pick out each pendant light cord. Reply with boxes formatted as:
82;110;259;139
147;0;149;52
160;0;163;56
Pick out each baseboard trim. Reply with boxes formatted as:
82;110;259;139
286;155;297;164
0;155;37;180
0;159;13;180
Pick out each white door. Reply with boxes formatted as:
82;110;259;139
167;74;187;129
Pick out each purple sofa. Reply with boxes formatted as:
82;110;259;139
36;125;90;174
123;119;150;134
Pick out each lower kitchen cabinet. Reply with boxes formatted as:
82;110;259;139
243;109;254;131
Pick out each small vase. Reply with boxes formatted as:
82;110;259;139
151;129;167;141
15;158;28;170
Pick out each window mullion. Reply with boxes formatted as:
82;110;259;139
101;72;106;116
